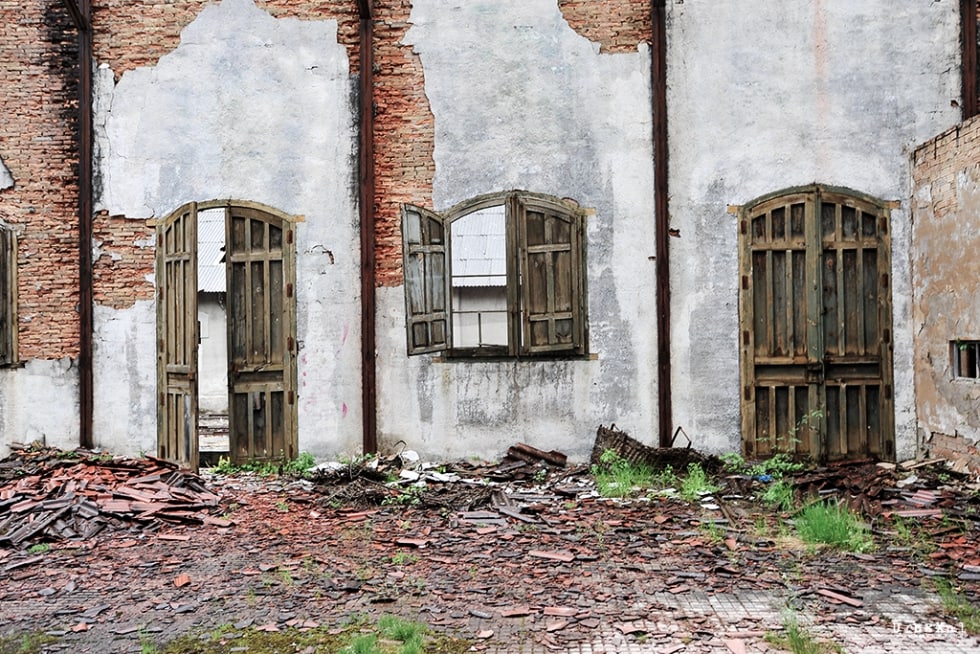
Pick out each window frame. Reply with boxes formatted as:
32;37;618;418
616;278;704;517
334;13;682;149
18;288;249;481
0;221;18;367
402;191;588;360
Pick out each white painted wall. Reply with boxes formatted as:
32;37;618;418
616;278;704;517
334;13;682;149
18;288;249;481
0;359;79;456
666;1;961;459
91;0;361;459
198;297;228;414
375;0;658;462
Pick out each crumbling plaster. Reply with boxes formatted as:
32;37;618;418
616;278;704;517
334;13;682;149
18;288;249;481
666;1;960;460
375;0;657;461
913;156;980;445
91;0;362;458
0;155;12;190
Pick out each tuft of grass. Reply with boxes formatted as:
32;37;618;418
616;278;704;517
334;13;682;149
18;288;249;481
766;611;845;654
679;463;720;501
0;632;58;654
761;479;796;511
935;577;980;635
209;452;317;478
795;501;873;553
591;450;656;498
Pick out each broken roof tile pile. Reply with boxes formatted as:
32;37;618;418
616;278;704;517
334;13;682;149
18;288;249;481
0;443;227;549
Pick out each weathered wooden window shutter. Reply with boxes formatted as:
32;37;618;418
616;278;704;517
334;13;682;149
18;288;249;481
402;205;449;355
0;225;17;365
516;197;585;355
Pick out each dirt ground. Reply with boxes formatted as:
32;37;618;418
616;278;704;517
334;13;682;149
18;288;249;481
1;451;979;654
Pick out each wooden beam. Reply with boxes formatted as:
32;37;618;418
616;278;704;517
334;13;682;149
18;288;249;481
62;0;90;32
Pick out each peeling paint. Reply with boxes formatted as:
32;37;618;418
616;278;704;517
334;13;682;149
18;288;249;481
0;155;12;190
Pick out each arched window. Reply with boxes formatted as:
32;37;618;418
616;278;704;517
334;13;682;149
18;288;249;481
402;191;588;358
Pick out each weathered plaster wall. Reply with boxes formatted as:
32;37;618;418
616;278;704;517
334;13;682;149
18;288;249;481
375;0;657;461
0;0;83;453
91;0;361;457
911;116;980;472
666;1;961;459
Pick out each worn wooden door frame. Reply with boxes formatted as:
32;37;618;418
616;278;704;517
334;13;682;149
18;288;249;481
156;199;298;470
222;201;299;465
155;202;200;470
737;184;895;461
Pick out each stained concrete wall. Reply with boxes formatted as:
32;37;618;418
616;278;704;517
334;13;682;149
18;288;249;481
666;1;961;460
91;0;361;458
375;0;658;461
911;115;980;471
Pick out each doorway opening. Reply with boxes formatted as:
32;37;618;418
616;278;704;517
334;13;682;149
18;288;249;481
156;200;298;471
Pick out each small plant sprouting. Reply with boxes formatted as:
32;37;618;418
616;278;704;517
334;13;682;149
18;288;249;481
679;462;720;502
795;500;874;553
27;542;50;554
591;449;655;498
390;552;418;566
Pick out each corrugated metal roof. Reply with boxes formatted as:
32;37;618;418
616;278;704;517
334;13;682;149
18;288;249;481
451;205;506;287
197;209;226;293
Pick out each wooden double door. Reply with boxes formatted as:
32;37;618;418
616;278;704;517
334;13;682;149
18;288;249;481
738;186;894;461
156;201;297;470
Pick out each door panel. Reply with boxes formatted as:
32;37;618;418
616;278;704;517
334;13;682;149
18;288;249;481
226;206;297;464
739;186;894;461
156;202;199;470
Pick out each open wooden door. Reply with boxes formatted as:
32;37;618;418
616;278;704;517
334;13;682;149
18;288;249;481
225;204;298;464
739;185;894;461
156;202;200;470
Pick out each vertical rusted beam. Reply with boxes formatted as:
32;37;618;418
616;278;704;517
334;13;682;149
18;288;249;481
652;0;672;447
64;0;94;449
358;0;378;454
962;0;978;118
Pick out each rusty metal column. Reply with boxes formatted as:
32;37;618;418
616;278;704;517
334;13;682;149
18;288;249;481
64;0;94;449
358;0;378;454
962;0;978;118
652;0;672;447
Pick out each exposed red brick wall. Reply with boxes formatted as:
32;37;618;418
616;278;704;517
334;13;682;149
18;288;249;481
92;1;361;82
927;432;980;474
558;0;651;53
88;1;364;309
373;0;435;287
0;0;81;360
91;213;155;309
912;116;980;474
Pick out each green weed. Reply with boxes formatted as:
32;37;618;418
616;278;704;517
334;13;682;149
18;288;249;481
390;552;418;566
761;479;796;511
591;449;656;498
26;543;49;555
766;611;845;653
935;577;980;635
795;501;873;553
679;463;720;501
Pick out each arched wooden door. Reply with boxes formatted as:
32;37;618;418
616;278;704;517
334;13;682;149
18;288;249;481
738;185;895;461
156;202;200;470
157;200;297;470
225;203;298;465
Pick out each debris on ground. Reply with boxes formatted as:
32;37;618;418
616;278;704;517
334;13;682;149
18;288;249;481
0;443;227;548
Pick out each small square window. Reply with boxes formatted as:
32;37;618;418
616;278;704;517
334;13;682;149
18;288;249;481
951;340;980;379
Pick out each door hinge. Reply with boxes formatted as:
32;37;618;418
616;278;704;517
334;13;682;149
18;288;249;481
288;390;294;405
286;283;293;298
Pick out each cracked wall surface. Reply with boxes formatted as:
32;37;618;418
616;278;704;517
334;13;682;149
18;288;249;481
90;0;361;456
666;1;960;459
911;117;980;472
376;0;657;461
